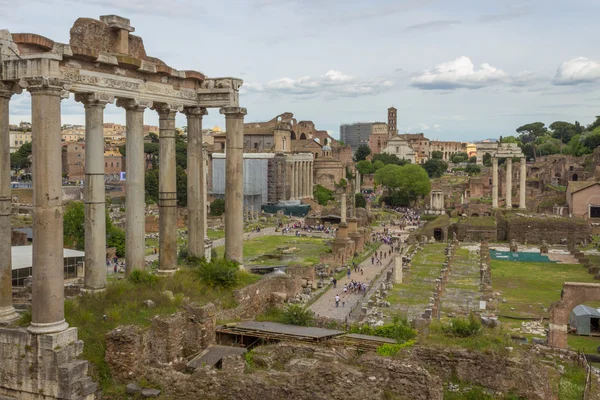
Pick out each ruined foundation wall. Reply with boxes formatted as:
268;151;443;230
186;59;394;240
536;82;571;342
105;303;216;382
505;215;590;245
0;327;96;400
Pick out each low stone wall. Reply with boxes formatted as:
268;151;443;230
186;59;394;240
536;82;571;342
456;217;497;242
0;327;96;400
105;302;216;382
216;275;303;321
505;215;590;245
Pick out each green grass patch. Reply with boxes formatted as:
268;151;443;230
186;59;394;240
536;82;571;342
492;259;594;318
376;340;415;356
558;364;586;400
215;235;329;266
567;334;600;354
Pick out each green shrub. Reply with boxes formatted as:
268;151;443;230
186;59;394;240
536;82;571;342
349;316;417;343
192;257;239;289
355;193;367;208
442;313;482;337
376;340;415;356
127;270;158;286
210;198;225;216
280;304;314;326
314;184;334;206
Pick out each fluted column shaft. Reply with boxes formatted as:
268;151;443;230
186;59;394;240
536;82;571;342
310;161;314;199
506;158;512;209
155;104;179;273
0;84;18;324
290;161;296;200
118;99;150;275
492;157;498;208
221;107;247;264
28;78;69;334
185;107;208;259
519;158;526;209
301;161;306;198
76;93;112;291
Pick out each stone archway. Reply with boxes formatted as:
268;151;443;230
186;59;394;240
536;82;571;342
548;282;600;348
300;133;307;140
433;228;443;241
572;174;579;182
291;132;297;140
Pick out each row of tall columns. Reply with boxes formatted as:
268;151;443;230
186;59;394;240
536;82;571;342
289;160;313;200
491;156;526;210
0;83;19;324
0;79;245;332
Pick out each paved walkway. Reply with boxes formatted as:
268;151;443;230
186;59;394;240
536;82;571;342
309;244;393;322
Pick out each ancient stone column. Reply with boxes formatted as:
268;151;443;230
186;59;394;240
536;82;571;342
220;107;247;264
302;161;308;198
492;157;498;208
394;255;403;284
355;170;360;193
310;161;314;199
27;78;70;334
505;157;512;209
294;162;300;200
341;193;347;223
290;160;296;200
76;93;113;292
155;104;180;274
184;107;208;259
0;82;19;324
118;99;151;276
519;157;526;209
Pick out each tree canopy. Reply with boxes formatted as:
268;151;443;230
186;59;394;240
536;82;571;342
423;159;448;178
10;142;32;173
375;164;431;206
353;144;371;162
450;152;468;164
431;150;443;160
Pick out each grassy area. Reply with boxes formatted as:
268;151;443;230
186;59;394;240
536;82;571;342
492;259;595;319
385;243;447;318
10;214;32;228
207;228;225;240
419;321;513;354
567;334;600;354
25;267;260;396
215;235;329;266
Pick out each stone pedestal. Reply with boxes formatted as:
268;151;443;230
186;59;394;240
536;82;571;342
0;327;96;400
0;83;18;324
220;107;247;265
394;255;403;284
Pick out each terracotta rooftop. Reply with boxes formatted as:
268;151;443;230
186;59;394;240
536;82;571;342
567;180;599;194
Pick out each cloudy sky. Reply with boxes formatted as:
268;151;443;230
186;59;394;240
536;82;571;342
3;0;600;141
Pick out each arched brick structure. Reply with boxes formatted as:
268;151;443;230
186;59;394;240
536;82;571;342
548;282;600;348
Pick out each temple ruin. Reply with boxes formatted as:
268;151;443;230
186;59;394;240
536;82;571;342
0;15;246;398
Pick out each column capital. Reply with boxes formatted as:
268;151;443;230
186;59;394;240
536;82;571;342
116;98;152;111
0;81;22;98
220;106;247;118
153;102;183;119
492;156;498;165
23;77;70;97
506;157;512;164
74;92;114;107
183;106;208;118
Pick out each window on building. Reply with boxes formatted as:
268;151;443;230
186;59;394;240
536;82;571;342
14;140;18;145
117;162;119;167
111;162;114;167
105;162;108;167
591;206;600;219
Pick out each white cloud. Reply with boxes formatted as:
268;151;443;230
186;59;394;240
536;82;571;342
553;57;600;85
410;56;534;90
418;123;430;130
433;124;442;131
243;69;395;97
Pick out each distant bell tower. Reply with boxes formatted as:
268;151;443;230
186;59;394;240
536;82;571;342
387;107;397;138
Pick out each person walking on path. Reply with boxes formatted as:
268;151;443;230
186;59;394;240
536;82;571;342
335;294;340;308
347;266;351;278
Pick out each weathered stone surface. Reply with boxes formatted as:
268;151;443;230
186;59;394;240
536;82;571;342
126;382;142;394
141;388;161;398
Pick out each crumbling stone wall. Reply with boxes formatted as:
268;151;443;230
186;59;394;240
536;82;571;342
505;215;590;245
411;346;559;400
144;343;444;400
216;275;303;321
105;303;216;382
